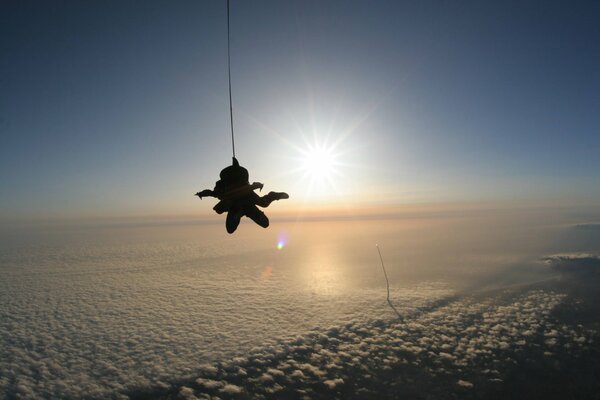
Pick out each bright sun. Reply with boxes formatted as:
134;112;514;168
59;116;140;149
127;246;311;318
301;145;335;180
297;142;341;196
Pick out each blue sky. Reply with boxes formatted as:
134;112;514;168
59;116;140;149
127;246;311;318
1;0;599;220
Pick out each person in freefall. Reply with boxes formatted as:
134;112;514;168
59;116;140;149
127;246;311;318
195;157;289;233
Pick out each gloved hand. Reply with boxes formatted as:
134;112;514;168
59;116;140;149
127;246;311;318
195;189;212;199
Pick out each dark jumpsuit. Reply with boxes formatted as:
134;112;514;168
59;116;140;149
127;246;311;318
211;159;274;233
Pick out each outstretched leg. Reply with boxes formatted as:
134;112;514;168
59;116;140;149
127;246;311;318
255;191;289;208
244;205;269;228
213;200;228;214
225;209;243;234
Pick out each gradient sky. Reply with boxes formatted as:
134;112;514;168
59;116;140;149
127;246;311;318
1;0;599;220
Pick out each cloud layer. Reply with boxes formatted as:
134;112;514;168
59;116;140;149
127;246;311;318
0;235;452;399
131;289;597;400
2;220;599;399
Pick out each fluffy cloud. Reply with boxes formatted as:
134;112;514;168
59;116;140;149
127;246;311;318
2;236;598;399
134;289;597;400
542;253;600;264
542;253;600;276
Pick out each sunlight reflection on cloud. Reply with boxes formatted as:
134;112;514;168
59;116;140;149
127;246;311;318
260;266;273;282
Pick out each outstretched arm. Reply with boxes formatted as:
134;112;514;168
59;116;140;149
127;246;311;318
195;189;215;199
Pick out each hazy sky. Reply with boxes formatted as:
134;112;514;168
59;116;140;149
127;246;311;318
1;0;599;220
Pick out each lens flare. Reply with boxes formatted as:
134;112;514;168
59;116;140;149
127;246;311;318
277;231;288;250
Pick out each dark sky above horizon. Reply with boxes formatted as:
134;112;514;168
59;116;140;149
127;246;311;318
1;0;599;219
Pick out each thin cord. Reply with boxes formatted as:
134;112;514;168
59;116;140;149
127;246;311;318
227;0;236;158
376;244;403;320
376;244;391;302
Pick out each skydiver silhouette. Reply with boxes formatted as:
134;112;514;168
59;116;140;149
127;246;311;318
195;157;289;233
